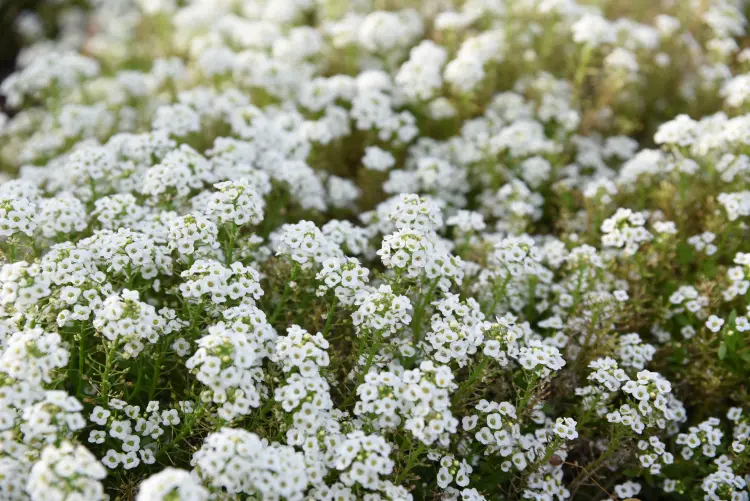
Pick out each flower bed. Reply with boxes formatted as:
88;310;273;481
1;1;750;500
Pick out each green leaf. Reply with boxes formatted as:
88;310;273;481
729;309;738;327
675;314;690;327
677;242;693;266
718;342;727;360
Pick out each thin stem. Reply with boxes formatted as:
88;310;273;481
100;336;120;405
361;331;382;379
270;263;298;324
517;372;541;413
412;277;440;345
77;325;86;398
574;44;593;94
344;330;382;407
570;431;623;495
148;342;167;401
516;438;565;491
525;275;538;321
225;222;237;265
573;306;604;370
157;404;206;462
321;296;338;337
395;441;427;484
485;275;511;317
127;359;145;401
563;461;617;500
452;356;487;406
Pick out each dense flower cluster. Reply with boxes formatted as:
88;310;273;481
1;0;750;500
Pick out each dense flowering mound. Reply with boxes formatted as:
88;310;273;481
2;0;750;500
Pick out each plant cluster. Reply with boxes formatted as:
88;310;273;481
1;0;750;500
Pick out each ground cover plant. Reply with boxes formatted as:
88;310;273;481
1;0;750;500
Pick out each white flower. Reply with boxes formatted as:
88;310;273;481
362;146;396;172
137;468;208;501
28;442;107;501
192;428;308;498
705;315;724;333
0;197;37;237
205;178;265;227
553;417;578;440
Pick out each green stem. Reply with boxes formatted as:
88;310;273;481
321;296;338;337
570;430;623;495
517;372;541;413
452;357;487;406
518;438;565;489
574;44;593;93
344;330;382;407
89;176;98;201
395;441;427;484
485;275;511;317
77;325;86;398
270;264;298;324
412;277;440;345
525;275;538;320
100;337;120;405
31;239;41;258
128;359;145;401
570;267;586;312
148;343;166;401
573;306;603;370
361;332;382;378
225;222;237;264
156;405;206;461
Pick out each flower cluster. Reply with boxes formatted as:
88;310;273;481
27;442;107;501
136;467;208;501
352;285;412;339
0;328;68;384
378;228;463;290
601;208;653;257
167;214;219;259
315;257;369;306
93;289;181;358
400;361;459;446
608;371;684;434
273;221;342;270
192;428;308;500
186;321;267;420
425;294;485;367
89;399;193;471
471;400;521;458
205;178;266;227
179;260;263;307
0;197;36;237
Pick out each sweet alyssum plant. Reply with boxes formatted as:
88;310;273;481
1;0;750;500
